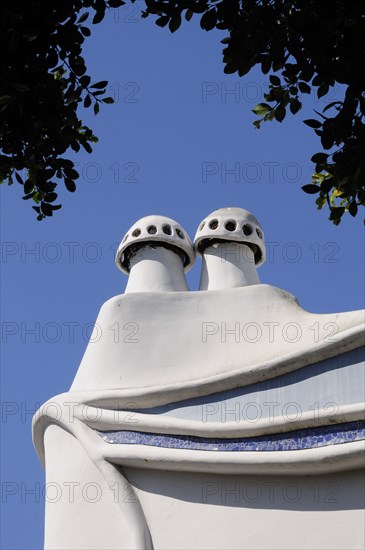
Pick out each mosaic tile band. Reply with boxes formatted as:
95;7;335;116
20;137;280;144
97;420;365;452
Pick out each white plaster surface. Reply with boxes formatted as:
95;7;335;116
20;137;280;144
33;240;365;549
124;468;365;550
43;425;152;550
125;245;189;293
199;242;260;290
39;417;365;549
43;426;133;550
70;285;364;394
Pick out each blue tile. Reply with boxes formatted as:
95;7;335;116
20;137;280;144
96;420;365;452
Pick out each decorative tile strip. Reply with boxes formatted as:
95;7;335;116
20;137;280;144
97;420;365;452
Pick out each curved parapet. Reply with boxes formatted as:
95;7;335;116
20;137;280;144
70;284;364;395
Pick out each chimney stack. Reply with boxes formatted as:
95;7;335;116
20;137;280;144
115;215;195;293
194;207;265;291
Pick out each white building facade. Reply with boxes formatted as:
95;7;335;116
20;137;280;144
33;208;365;549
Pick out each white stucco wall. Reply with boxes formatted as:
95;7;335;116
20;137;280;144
34;238;365;550
125;467;365;550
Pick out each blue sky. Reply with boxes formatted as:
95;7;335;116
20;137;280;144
1;4;364;549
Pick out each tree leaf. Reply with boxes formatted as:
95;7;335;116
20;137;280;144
73;64;86;76
321;178;334;193
80;26;91;37
156;16;169;27
317;83;329;98
261;56;271;74
44;192;58;203
78;12;89;23
304;119;322;129
298;82;311;94
200;9;217;31
323;101;342;113
65;178;76;192
80;75;91;87
321;133;334;149
24;180;34;194
311;152;329;163
15;172;23;184
169;14;182;33
185;8;193;21
108;0;125;7
93;9;105;24
91;81;108;89
289;98;302;114
302;184;320;194
329;207;345;220
81;140;93;153
224;63;238;74
64;168;79;179
252;103;272;116
269;75;281;86
348;200;358;217
41;201;53;216
22;192;37;200
274;104;286;122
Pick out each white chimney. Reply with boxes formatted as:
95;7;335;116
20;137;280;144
115;215;195;293
194;207;266;291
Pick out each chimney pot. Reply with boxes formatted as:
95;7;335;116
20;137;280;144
115;215;195;293
194;207;265;291
194;207;266;266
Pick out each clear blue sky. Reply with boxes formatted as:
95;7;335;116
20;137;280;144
1;4;364;549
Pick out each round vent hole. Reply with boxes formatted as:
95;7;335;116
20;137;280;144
162;224;172;235
243;224;253;236
225;220;236;231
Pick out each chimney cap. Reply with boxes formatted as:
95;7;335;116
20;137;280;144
194;207;266;266
116;215;195;274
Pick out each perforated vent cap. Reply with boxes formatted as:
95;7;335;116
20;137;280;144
116;215;195;274
194;207;265;266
